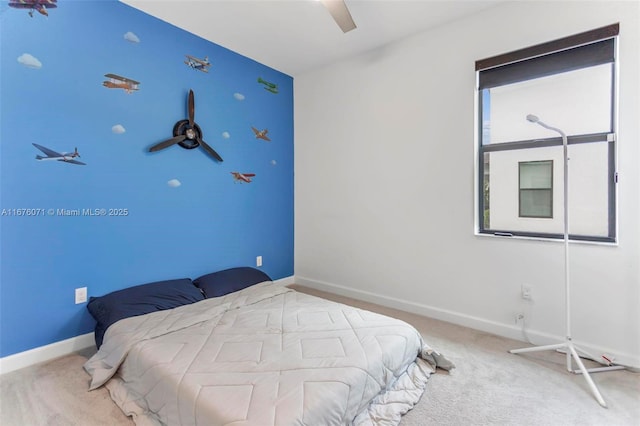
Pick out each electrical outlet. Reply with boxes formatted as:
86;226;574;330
256;255;263;267
75;287;87;304
521;284;532;300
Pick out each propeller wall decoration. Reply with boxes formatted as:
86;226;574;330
149;89;223;162
320;0;357;33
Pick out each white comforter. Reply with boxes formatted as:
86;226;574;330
85;282;435;425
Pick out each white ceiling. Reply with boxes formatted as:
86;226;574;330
120;0;504;77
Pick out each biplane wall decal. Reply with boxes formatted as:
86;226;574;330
9;0;57;17
258;77;278;94
102;74;140;94
184;55;211;73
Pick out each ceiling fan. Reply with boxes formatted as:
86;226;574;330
320;0;357;33
149;89;223;162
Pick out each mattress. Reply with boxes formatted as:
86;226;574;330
84;282;437;425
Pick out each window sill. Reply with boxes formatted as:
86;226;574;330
474;231;618;247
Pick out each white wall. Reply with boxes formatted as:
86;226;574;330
294;1;639;367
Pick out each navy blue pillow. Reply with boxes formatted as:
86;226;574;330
194;267;272;298
87;278;204;348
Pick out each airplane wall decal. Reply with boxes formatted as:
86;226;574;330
251;127;271;142
33;143;86;165
102;73;140;94
231;172;255;183
9;0;57;17
257;77;278;94
184;55;211;73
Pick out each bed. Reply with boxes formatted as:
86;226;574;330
84;268;451;425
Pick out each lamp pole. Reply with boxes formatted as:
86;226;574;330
509;115;623;408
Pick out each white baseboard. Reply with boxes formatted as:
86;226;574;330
0;275;296;375
295;275;640;369
274;275;295;286
0;332;95;375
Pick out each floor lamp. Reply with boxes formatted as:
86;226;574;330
509;114;624;408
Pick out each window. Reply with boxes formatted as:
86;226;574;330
519;160;553;218
476;24;618;242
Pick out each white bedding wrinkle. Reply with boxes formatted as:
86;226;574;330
84;282;438;425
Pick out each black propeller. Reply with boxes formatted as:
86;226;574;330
149;89;223;162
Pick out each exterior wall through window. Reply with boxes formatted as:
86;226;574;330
476;23;618;242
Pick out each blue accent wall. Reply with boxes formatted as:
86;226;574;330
0;0;294;357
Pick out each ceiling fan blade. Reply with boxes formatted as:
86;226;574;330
320;0;356;33
149;135;186;152
188;89;195;127
197;138;223;162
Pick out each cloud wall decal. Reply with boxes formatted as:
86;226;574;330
17;53;42;69
124;32;140;43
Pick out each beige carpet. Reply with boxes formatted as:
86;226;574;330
1;285;638;426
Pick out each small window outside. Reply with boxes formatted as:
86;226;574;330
519;160;553;218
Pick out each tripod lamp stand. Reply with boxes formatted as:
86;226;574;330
509;114;624;408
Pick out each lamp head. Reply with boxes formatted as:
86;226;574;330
525;114;566;138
